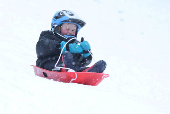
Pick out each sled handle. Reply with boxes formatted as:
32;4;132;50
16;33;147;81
43;72;48;77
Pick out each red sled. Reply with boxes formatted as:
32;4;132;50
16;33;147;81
31;65;109;86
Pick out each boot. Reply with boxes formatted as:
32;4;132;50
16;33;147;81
86;60;106;73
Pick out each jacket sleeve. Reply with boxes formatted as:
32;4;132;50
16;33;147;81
36;31;61;58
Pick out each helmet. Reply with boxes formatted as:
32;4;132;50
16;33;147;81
51;10;86;38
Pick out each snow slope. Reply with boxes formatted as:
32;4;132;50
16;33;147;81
0;0;170;114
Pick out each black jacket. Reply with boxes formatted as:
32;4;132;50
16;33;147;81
36;30;92;69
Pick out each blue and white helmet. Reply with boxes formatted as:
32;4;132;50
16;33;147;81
51;10;86;38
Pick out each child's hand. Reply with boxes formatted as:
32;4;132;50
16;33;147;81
60;41;83;54
69;43;83;54
80;41;91;51
80;41;91;58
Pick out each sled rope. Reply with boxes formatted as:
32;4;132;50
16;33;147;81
53;37;94;71
54;38;76;69
70;72;78;83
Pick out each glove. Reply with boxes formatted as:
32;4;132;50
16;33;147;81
59;41;67;54
80;41;91;51
69;43;83;54
80;41;91;58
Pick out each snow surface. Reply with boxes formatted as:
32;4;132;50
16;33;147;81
0;0;170;114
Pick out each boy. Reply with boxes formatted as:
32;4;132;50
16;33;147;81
36;10;106;73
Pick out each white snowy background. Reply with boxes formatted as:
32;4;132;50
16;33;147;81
0;0;170;114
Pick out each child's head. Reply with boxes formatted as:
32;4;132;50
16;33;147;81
51;10;86;38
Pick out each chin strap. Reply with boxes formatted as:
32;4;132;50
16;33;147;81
52;25;68;40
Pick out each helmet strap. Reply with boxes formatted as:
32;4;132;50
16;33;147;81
75;27;78;37
52;25;60;35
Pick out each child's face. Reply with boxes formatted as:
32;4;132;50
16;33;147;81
61;23;77;36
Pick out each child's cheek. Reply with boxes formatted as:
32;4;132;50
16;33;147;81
61;30;68;35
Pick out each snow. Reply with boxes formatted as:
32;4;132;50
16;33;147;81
0;0;170;114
